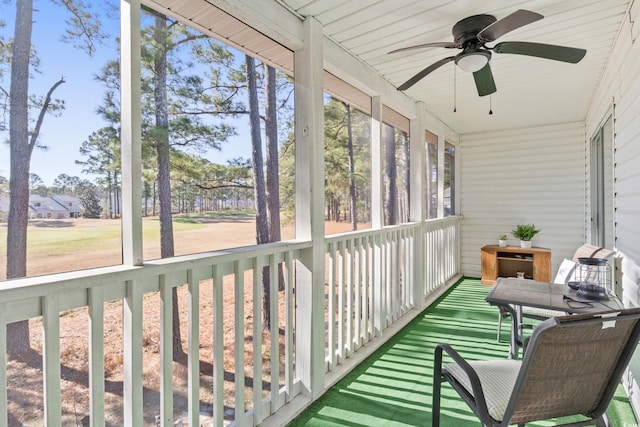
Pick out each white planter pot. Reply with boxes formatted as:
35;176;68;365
498;240;507;248
520;240;532;248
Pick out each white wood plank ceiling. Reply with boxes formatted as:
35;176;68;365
148;0;632;135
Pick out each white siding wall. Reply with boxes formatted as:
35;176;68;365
586;2;640;417
459;122;586;279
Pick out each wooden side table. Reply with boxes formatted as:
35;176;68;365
481;245;551;285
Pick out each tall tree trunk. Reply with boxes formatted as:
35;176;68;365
144;182;149;216
115;172;121;217
344;103;357;231
154;16;182;360
264;65;285;292
384;124;397;225
6;0;34;356
265;65;281;244
153;181;157;216
246;56;271;329
107;171;113;218
7;0;64;355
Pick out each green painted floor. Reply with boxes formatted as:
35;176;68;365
290;277;638;426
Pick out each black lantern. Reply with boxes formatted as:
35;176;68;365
575;257;610;300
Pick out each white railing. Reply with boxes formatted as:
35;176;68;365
0;242;307;427
323;217;461;373
423;216;461;296
0;217;461;427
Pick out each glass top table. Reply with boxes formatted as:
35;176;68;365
486;277;623;359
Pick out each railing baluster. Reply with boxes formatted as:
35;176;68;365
363;237;371;341
159;274;173;426
345;239;353;355
213;265;224;425
373;233;382;336
327;242;336;369
123;279;143;427
269;254;282;412
284;251;295;403
252;257;264;424
88;286;105;427
42;294;61;426
187;269;200;427
234;260;246;427
337;241;345;362
354;237;361;349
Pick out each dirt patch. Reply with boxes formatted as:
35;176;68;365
4;218;357;426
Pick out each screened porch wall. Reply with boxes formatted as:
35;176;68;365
584;1;640;416
459;121;586;278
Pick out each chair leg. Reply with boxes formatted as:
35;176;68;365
497;312;502;342
432;346;444;427
596;412;612;427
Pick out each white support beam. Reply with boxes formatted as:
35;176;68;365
323;38;416;121
121;0;143;266
294;16;326;398
437;134;445;219
410;103;427;308
198;0;304;50
371;96;384;334
410;103;427;224
371;96;383;229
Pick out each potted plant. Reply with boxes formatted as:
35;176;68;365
498;234;508;247
512;224;540;248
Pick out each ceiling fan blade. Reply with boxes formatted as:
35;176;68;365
397;56;455;90
388;42;459;54
473;63;497;97
478;9;543;42
493;41;586;63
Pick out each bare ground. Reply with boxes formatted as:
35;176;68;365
3;217;355;426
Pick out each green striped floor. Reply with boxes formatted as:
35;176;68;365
289;277;637;426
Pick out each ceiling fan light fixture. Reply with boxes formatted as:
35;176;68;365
455;51;491;72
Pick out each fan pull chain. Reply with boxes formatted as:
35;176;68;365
489;94;493;115
453;65;457;112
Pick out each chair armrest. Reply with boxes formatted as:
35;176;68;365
434;344;492;422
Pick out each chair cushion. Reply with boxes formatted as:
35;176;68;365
444;359;521;422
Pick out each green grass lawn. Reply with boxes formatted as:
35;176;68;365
0;216;205;252
0;210;260;254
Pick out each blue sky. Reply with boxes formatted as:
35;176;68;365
0;0;251;186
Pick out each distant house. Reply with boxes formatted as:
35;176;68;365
51;195;82;218
28;195;68;219
0;195;84;220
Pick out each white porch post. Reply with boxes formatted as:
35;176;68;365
437;133;445;219
121;0;143;266
410;103;427;308
371;96;384;334
121;2;144;426
294;17;326;398
371;96;383;229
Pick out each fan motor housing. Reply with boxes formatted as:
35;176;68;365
452;14;496;45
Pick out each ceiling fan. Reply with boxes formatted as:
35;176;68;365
390;10;587;96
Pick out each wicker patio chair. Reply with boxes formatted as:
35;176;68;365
433;307;640;427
